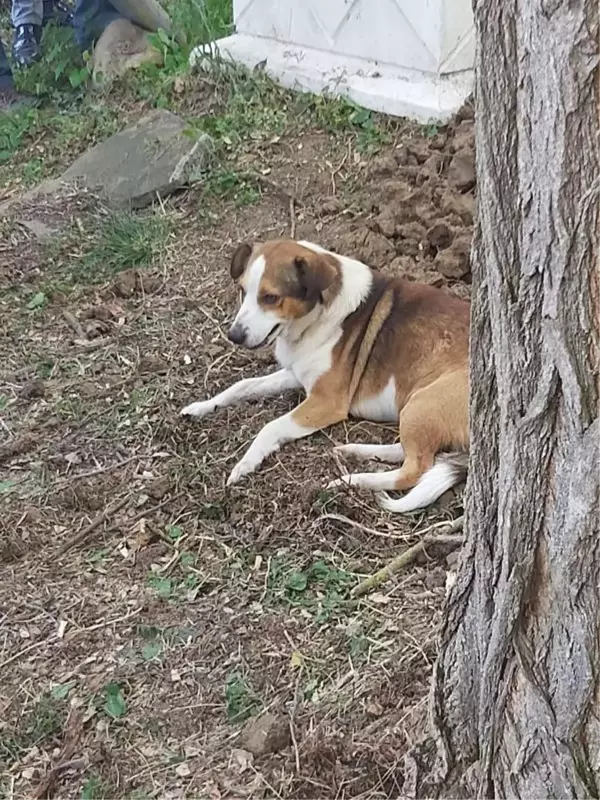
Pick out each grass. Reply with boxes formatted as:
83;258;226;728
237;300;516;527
0;694;66;766
69;210;173;283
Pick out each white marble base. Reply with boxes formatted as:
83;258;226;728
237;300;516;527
190;33;473;123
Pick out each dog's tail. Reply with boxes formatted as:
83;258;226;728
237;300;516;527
378;452;468;514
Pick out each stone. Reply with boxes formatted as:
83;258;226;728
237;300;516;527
240;713;290;756
366;154;397;179
34;110;213;209
333;228;394;268
447;151;476;192
19;218;58;242
435;235;471;279
91;19;163;85
372;209;397;239
426;222;453;251
451;119;475;154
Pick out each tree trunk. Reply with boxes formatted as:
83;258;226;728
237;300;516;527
431;1;600;797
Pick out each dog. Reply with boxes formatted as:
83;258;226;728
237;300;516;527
181;239;470;514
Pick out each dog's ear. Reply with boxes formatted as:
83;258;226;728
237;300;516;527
294;254;338;303
230;243;252;280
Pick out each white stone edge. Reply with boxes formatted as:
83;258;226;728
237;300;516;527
189;32;473;123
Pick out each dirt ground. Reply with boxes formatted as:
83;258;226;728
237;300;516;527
0;82;475;799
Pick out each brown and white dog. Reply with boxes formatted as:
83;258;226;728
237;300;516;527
181;239;470;514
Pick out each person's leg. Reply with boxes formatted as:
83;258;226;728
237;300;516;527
43;0;73;26
11;0;44;28
72;0;124;51
11;0;44;66
0;36;13;87
0;35;35;109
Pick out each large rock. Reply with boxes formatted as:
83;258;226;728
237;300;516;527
27;110;212;209
91;19;163;85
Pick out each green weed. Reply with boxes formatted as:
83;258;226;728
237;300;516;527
81;775;113;799
0;694;66;765
14;25;90;97
203;168;260;206
66;210;172;284
224;671;260;722
267;558;355;622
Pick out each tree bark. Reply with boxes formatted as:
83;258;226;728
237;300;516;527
431;0;600;797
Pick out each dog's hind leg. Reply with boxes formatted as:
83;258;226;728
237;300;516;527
181;369;299;419
333;443;405;463
329;370;468;513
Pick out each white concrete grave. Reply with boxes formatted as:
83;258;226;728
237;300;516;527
190;0;475;123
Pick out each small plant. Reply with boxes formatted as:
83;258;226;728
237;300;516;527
225;672;260;722
0;693;67;765
102;683;127;719
68;211;172;284
203;169;261;206
268;558;355;622
147;575;174;599
0;109;39;164
81;775;112;799
14;25;90;97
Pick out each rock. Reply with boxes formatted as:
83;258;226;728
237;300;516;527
407;141;431;165
366;155;397;179
393;144;410;165
429;132;449;151
396;221;428;246
387;255;414;276
114;269;138;297
435;236;471;279
372;209;397;239
448;281;472;300
439;191;475;226
426;223;453;251
240;713;290;756
19;218;58;242
38;110;213;209
333;228;394;268
447;152;476;193
20;379;46;399
451;120;475;154
91;19;163;85
419;153;443;180
455;97;475;122
319;198;342;217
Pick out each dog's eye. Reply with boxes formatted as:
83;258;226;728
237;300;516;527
261;293;279;305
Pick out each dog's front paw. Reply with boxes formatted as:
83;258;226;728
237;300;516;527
326;475;350;490
226;459;255;486
180;400;216;419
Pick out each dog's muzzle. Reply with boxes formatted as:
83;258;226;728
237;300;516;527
227;322;282;349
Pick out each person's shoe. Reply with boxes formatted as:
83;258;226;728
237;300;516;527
12;25;42;68
43;0;74;27
0;83;36;111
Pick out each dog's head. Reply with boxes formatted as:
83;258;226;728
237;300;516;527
226;240;340;349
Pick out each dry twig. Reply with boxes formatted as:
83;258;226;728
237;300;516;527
351;516;464;598
57;495;130;555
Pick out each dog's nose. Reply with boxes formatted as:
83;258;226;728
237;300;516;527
227;324;246;345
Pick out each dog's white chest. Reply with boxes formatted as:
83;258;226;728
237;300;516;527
350;377;398;423
276;334;337;393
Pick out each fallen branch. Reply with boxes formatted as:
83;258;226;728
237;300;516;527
314;512;412;540
351;516;464;599
57;495;130;555
31;757;86;799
